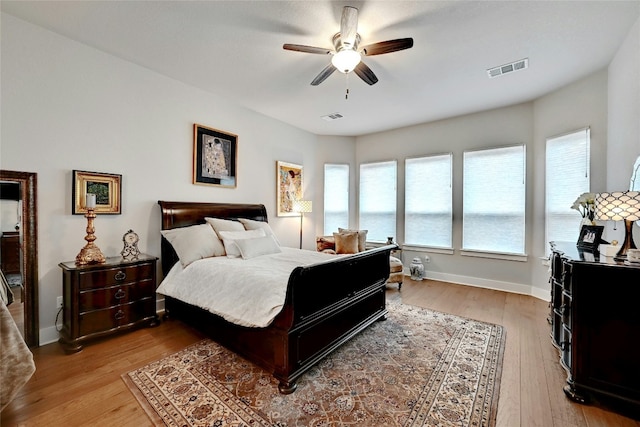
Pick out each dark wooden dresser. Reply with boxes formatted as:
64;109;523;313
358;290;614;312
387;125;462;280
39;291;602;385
549;241;640;418
1;231;21;275
58;254;158;353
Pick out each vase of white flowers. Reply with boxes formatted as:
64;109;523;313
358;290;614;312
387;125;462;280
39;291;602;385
571;192;596;228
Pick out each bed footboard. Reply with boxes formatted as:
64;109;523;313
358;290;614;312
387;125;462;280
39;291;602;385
270;244;394;392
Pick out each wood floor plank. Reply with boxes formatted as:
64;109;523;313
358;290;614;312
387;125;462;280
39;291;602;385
2;278;638;427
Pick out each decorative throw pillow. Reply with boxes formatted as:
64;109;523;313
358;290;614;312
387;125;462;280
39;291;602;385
235;235;282;259
161;224;225;267
205;217;245;238
238;218;281;245
333;231;359;254
218;229;266;258
316;236;335;252
338;228;368;252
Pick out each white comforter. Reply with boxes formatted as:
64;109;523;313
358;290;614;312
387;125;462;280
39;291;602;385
156;248;339;328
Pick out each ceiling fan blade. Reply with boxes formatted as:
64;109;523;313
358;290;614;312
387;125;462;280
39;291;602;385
361;38;414;56
354;62;378;86
283;44;332;55
340;6;358;49
310;64;337;86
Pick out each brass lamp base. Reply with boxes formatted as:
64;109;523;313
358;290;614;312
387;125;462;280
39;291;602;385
75;208;106;266
75;243;106;265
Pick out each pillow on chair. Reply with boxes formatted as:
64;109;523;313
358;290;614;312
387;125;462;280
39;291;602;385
338;228;368;252
316;236;335;252
333;231;359;254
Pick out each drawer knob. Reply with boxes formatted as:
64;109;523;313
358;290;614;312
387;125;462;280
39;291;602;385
114;289;126;299
114;271;126;281
115;310;125;320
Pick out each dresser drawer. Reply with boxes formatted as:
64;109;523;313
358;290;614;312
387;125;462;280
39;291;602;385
77;262;154;290
79;279;155;311
78;298;155;337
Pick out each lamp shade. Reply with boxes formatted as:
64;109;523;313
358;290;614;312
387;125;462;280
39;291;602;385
594;191;640;221
331;50;361;73
293;200;313;213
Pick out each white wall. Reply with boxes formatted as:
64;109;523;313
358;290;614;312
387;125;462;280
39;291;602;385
1;13;354;344
354;71;608;298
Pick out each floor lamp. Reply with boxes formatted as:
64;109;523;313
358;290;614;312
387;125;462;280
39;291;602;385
293;200;312;249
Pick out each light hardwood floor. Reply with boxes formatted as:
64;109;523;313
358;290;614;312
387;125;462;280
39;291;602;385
2;279;639;426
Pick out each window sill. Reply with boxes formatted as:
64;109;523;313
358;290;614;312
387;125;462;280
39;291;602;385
402;245;454;255
460;249;528;262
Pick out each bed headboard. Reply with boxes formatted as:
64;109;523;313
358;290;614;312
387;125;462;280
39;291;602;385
157;201;268;275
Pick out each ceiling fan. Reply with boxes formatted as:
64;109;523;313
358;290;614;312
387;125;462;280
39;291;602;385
283;6;413;86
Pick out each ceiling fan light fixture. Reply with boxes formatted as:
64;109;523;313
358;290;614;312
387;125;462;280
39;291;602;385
331;49;361;73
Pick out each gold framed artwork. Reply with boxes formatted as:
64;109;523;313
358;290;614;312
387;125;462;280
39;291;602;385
193;124;237;188
276;161;303;217
72;170;122;214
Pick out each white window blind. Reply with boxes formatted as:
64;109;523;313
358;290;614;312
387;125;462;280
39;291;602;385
545;129;590;249
463;145;526;254
323;164;349;235
405;154;452;247
359;161;397;242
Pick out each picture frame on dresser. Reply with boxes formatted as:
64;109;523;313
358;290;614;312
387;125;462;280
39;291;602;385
193;124;237;188
576;224;603;250
72;170;122;215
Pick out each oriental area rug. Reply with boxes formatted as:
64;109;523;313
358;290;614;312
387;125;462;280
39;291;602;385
122;302;505;427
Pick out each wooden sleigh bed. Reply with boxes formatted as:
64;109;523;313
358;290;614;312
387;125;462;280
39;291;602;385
158;201;394;393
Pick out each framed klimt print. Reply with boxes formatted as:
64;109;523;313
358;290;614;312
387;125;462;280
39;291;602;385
276;161;303;217
72;170;122;214
193;124;237;187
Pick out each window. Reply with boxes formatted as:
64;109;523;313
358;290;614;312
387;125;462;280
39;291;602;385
463;145;526;255
405;154;452;248
359;161;397;242
323;164;349;235
545;128;590;249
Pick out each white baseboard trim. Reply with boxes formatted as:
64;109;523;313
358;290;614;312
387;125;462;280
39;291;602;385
417;270;550;302
39;325;60;346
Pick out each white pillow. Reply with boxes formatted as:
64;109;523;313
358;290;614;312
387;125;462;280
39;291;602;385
205;217;245;238
161;224;225;267
235;235;282;259
238;218;280;245
218;229;266;258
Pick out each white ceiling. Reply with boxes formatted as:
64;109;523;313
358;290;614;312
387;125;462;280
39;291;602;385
2;1;639;136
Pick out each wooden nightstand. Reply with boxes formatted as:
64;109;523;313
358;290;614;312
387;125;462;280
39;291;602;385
58;254;158;353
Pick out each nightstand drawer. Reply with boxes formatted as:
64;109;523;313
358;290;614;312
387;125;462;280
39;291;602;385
79;279;155;311
78;298;155;337
77;263;154;290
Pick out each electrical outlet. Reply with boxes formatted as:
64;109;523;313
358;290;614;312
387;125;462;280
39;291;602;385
56;296;63;309
424;255;431;263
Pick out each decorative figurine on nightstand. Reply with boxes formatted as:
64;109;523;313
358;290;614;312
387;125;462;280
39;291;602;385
121;229;140;259
410;257;425;281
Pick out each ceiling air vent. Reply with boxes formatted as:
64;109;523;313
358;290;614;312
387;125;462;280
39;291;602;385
487;58;528;79
321;112;344;121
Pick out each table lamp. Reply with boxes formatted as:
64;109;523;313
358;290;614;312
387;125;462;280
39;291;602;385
594;191;640;261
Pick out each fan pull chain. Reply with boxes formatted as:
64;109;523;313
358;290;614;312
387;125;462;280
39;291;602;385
345;73;350;100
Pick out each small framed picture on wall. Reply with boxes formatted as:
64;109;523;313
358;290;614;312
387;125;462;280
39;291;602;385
72;170;122;215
